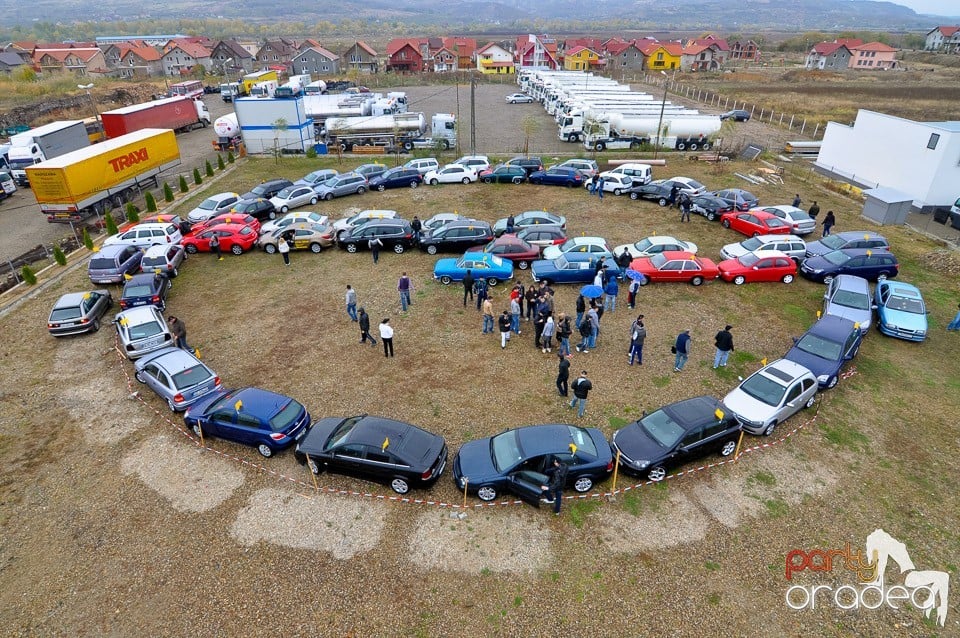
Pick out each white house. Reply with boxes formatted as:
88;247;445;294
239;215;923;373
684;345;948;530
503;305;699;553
924;26;960;53
815;109;960;211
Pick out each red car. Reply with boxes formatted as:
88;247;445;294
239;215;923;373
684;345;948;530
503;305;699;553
477;234;542;270
629;251;720;286
717;250;797;285
207;212;261;234
181;223;258;255
720;210;791;237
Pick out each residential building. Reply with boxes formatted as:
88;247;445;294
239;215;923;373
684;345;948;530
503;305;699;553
640;42;682;71
161;39;212;75
209;40;255;75
816;109;960;212
0;51;26;73
255;38;299;72
690;35;729;66
924;26;960;52
432;47;457;72
341;41;379;74
515;34;559;69
805;42;854;70
729;40;760;62
385;38;424;73
35;47;108;76
475;42;514;74
563;46;601;71
292;46;339;76
117;47;163;78
4;42;37;65
442;37;476;69
682;43;721;72
848;42;899;70
604;40;646;72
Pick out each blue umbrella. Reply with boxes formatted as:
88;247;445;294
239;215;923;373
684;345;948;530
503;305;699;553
625;269;648;284
580;284;603;298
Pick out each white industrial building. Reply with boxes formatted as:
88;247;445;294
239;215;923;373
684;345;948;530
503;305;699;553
234;96;314;155
815;109;960;212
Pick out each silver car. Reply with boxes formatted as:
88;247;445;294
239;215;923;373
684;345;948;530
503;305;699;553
140;243;186;279
48;290;113;336
719;234;807;263
758;205;816;235
823;274;874;334
314;172;367;200
134;346;222;412
114;306;175;360
722;359;818;436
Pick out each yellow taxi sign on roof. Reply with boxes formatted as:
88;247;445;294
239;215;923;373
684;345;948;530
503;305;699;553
715;408;725;421
234;399;243;413
382;436;390;451
569;443;577;455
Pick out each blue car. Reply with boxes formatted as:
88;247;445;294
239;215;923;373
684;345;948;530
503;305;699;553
528;166;585;188
799;248;900;283
119;272;171;311
874;280;928;342
531;252;623;285
784;315;863;389
183;387;312;458
367;167;423;191
433;252;514;286
452;424;613;504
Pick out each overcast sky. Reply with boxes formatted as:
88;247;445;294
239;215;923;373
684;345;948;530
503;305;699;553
891;0;959;16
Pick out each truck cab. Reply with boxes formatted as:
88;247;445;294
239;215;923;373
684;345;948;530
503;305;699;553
220;82;242;102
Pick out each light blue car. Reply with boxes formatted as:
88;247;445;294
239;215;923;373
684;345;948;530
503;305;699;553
874;280;927;342
433;252;514;287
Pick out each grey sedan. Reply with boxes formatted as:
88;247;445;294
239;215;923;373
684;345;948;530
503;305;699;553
134;347;222;412
47;290;113;336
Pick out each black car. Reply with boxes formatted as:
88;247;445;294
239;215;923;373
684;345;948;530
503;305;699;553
294;415;448;494
240;179;294;202
480;165;527;184
368;167;423;191
505;156;544;176
119;272;172;311
230;198;278;221
338;218;416;254
720;109;751;122
628;182;674;205
689;194;735;221
418;220;494;255
611;396;742;482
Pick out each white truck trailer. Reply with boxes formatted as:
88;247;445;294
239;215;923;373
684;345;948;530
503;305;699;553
582;113;722;152
8;120;90;186
324;113;456;152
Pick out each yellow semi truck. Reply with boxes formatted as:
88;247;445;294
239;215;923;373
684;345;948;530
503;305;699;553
26;128;181;224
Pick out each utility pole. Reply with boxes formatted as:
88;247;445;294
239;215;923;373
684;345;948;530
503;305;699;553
470;73;476;155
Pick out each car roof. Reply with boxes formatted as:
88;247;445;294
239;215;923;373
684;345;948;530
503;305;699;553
126;272;161;283
883;281;921;296
98;243;133;256
807;314;858;338
55;291;93;307
833;231;887;241
566;236;605;243
142;244;180;257
348;416;438;454
659;250;700;259
749;250;790;259
761;205;804;214
207;192;239;201
135;346;204;374
518;224;563;233
758;358;814;382
829;248;895;258
229;386;292;417
514;424;593;456
749;234;803;243
660;396;725;430
116;305;162;322
445;219;491;228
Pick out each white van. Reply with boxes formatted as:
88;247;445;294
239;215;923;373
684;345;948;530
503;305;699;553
601;163;653;186
103;222;183;249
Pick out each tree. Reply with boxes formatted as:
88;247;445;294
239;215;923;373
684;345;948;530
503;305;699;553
125;202;139;223
163;182;174;202
82;228;94;251
193;167;203;185
520;114;541;156
53;246;67;266
21;265;37;285
217;154;225;170
205;160;214;177
179;175;189;193
272;117;288;163
105;211;119;235
145;191;158;212
227;151;235;164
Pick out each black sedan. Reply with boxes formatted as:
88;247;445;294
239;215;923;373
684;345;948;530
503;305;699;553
689;194;735;221
453;424;613;504
119;272;171;311
479;165;527;185
295;415;447;494
230;197;277;221
628;182;674;205
367;167;423;191
47;290;113;336
611;396;742;482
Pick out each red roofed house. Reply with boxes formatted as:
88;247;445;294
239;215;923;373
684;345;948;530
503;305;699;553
848;42;899;70
432;47;458;72
730;40;760;63
476;42;514;74
682;42;721;71
342;41;379;74
604;40;647;72
563;45;601;71
34;46;108;76
640;41;682;71
442;37;476;69
690;35;729;66
117;47;163;78
805;41;854;70
924;26;960;53
515;34;559;69
4;41;38;65
386;38;425;73
161;39;212;75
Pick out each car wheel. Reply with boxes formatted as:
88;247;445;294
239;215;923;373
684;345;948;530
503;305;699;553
512;177;523;185
410;181;418;189
826;375;838;389
166;397;177;412
518;261;529;270
393;244;405;254
483;177;493;184
192;423;203;438
752;232;761;237
310;197;318;205
691;276;704;286
531;179;541;185
722;219;731;228
264;244;277;254
134;370;146;383
171;267;179;278
762;421;777;437
486;278;499;286
324;193;334;201
430;179;439;186
805;394;816;409
377;184;386;192
440;275;452;285
648;466;666;482
706;211;717;221
733;275;746;285
357;186;366;195
257;444;273;458
185;244;198;254
476;485;497;502
462;177;470;185
426;245;438;255
346;243;358;253
594;142;605;152
307;458;321;475
630;192;640;200
613;188;622;196
877;272;889;281
268;210;276;220
310;242;323;254
280;205;289;213
658;198;668;207
573;476;593;493
231;244;243;255
91;318;101;332
720;440;737;456
782;274;794;284
390;478;411;494
639;276;650;286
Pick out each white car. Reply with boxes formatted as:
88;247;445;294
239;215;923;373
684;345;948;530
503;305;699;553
453;155;491;173
260;211;329;235
588;173;633;195
114;305;175;360
332;209;398;238
186;192;240;223
542;236;610;260
719;234;807;262
506;93;534;104
614;236;699;260
102;222;182;249
722;359;818;436
403;158;440;175
423;164;478;185
269;185;319;213
662;176;707;197
422;212;470;232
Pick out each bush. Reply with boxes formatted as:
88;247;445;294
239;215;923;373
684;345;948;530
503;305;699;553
217;154;225;170
163;182;174;202
193;168;203;185
179;175;188;193
21;265;37;285
105;212;119;235
125;203;139;223
145;191;158;212
82;228;94;250
53;245;67;266
227;151;235;164
305;146;317;159
205;160;214;177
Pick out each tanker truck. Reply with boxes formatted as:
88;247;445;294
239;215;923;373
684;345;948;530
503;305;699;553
582;113;722;152
558;105;697;142
212;113;241;151
323;113;456;153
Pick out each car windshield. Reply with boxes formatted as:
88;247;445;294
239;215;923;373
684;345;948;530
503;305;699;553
383;168;402;178
89;257;118;269
822;251;851;266
269;399;302;432
638;410;686;449
171;364;211;390
819;235;847;250
686;179;705;190
739;373;788;407
124;284;154;297
488;255;504;267
324;415;363;450
650;254;667;268
276;187;295;198
128;319;163;340
832;290;870;310
741;237;763;251
795;333;843;361
634;238;652;252
198;198;219;210
738;253;760;267
566;426;598;456
558;239;578;251
249;185;268;196
490;430;523;472
142;257;167;268
888;294;924;314
50;306;82;321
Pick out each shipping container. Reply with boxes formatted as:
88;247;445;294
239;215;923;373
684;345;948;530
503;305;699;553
101;96;211;138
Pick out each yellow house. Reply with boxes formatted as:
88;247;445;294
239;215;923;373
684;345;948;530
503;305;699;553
640;42;682;70
476;42;515;74
563;46;600;71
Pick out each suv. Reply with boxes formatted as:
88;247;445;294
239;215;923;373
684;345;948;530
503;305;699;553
403;158;440;175
240;179;293;201
140;243;186;278
505;156;544;176
720;234;807;263
419;220;494;255
88;244;144;285
823;274;874;333
338;219;416;254
332;209;399;240
722;359;818;436
316;172;368;200
720;109;751;122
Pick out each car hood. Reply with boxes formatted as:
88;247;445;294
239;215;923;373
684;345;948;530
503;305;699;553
612;422;668;466
878;307;927;331
295;416;343;456
720;243;749;259
722;388;776;425
824;305;871;328
717;258;745;273
804;241;834;257
800;255;832;272
454;439;499;483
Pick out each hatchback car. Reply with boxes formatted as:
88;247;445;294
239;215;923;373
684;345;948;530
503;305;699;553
114;305;176;360
555;158;599;179
88;244;143;285
805;231;890;258
258;223;335;254
452;155;491;173
722;359;818;436
591;173;633;195
453;424;613;503
419;220;494;255
689;194;735;221
338;219;416;254
785;316;863;390
712;188;758;211
47;290;113;336
186;192;240;224
529;166;584;188
102;222;182;249
628;181;674;205
295;169;339;189
368;167;422;191
119;272;171;311
260;211;329;236
719;234;807;264
182;222;258;255
353;163;388;181
505;93;534;104
717;250;797;285
757;205;816;235
629;252;720;286
230;198;277;221
140;243;186;279
874;280;928;342
294;414;448;495
478;234;541;270
269;184;319;213
480;165;527;184
134;346;222;412
823;274;874;333
799;249;900;283
201;212;261;235
661;176;707;197
720;109;751;121
424;164;478;185
721;210;791;237
332;209;399;240
614;236;698;260
403;158;440;175
183;386;312;458
240;178;293;202
315;172;368;200
543;236;610;261
610;396;742;481
434;252;514;286
493;211;566;236
504;156;544;175
516;225;566;249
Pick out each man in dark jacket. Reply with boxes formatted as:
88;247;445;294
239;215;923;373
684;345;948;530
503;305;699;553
541;457;569;515
462;269;474;307
674;329;691;372
411;215;422;243
498;311;512;349
556;352;570;396
713;325;734;369
629;315;646;366
568;371;592;417
358;307;377;346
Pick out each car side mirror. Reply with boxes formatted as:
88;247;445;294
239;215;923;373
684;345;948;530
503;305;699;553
786;401;797;409
753;266;759;271
737;376;744;381
791;336;799;344
845;353;854;361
